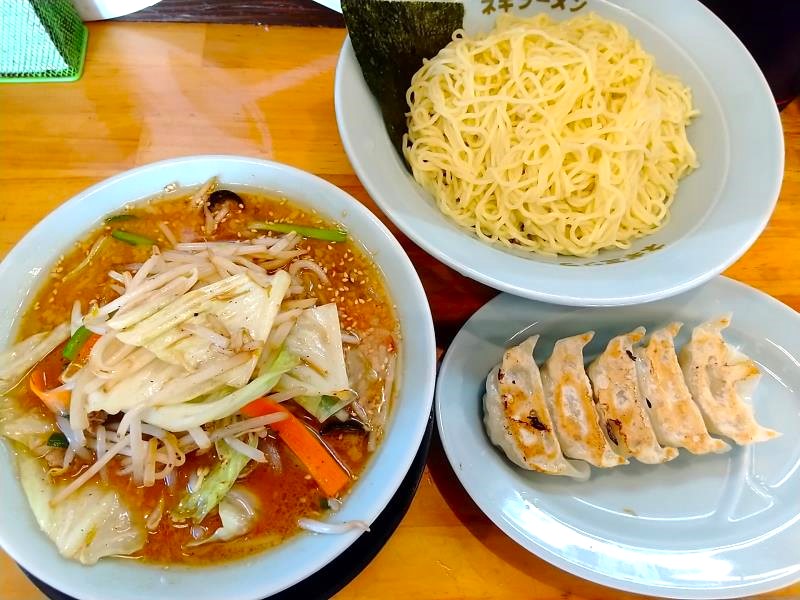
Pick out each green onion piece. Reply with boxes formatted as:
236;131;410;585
46;432;69;448
105;214;138;223
248;221;348;242
112;229;156;246
62;326;92;361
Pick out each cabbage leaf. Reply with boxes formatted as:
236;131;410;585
186;487;257;546
141;348;297;431
277;304;351;421
0;324;69;394
86;354;254;417
0;409;56;452
111;272;289;376
294;392;354;423
16;446;145;564
171;439;252;524
88;272;291;424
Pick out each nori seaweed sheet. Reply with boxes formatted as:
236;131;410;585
341;0;464;154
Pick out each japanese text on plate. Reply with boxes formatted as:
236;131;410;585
481;0;587;14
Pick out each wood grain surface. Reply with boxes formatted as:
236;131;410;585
0;22;798;600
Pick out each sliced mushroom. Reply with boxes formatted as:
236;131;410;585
203;189;244;234
320;417;369;436
207;189;244;210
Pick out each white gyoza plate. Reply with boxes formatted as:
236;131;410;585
436;277;800;598
335;0;784;306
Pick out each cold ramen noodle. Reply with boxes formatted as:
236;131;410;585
0;180;399;565
403;13;698;257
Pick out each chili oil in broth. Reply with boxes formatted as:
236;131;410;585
18;186;399;564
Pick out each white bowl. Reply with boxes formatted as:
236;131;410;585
0;155;436;600
335;0;784;306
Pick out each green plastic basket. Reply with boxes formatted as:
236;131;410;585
0;0;88;83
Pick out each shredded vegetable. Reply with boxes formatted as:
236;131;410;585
62;236;108;282
248;222;347;242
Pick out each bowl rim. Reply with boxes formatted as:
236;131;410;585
0;154;437;600
333;0;785;307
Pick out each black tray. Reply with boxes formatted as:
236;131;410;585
23;410;434;600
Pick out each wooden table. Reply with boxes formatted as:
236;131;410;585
0;22;798;600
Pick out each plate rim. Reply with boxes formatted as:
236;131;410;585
333;0;785;307
434;276;800;599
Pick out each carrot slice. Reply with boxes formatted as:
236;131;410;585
29;366;70;415
240;398;274;419
75;333;101;364
241;399;349;496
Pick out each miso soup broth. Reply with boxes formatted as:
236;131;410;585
0;180;399;565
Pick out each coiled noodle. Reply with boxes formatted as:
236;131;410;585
403;13;698;257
